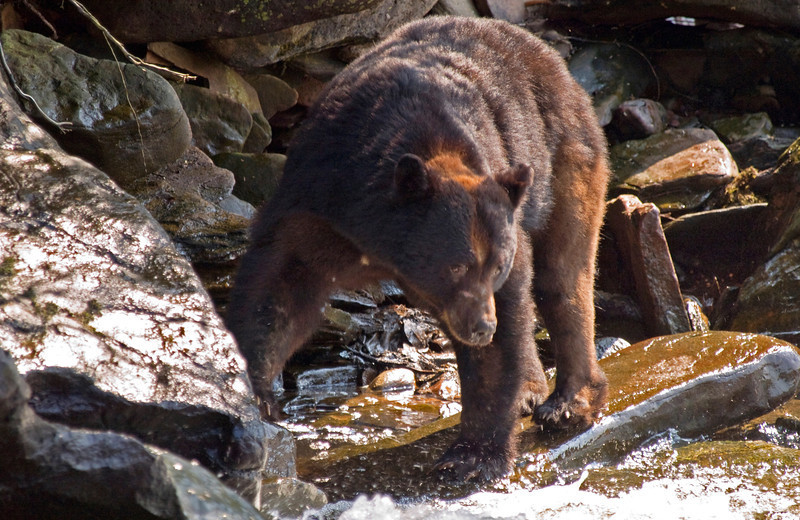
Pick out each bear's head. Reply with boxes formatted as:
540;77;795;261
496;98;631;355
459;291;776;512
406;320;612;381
388;152;532;347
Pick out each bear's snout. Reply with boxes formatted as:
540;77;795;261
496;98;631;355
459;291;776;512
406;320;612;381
469;315;497;346
443;292;497;347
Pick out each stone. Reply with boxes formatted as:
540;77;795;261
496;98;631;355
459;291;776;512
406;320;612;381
610;128;738;212
260;478;328;520
605;195;691;336
0;29;191;188
548;331;800;471
62;0;387;43
129;147;254;264
213;152;286;207
172;84;253;156
430;0;481;17
708;112;774;144
611;98;667;140
568;42;654;126
0;72;278;500
148;42;262;114
0;350;264;520
473;0;526;23
729;238;800;344
244;74;299;119
296;367;360;393
368;368;416;393
242;111;273;154
206;0;438;68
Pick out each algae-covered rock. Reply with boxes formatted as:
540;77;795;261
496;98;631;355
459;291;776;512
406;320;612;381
0;30;191;187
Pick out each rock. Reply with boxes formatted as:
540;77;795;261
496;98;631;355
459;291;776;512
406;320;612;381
611;98;667;140
729;238;800;344
430;0;481;17
0;29;191;188
605;195;691;336
568;43;653;126
213;152;286;207
0;72;278;500
296;366;360;393
610;128;738;212
595;337;631;359
172;84;253;156
708;112;774;144
242;112;273;153
473;0;526;23
129;147;254;264
260;478;329;520
244;73;299;119
206;0;438;68
548;331;800;471
148;42;262;114
0;350;264;520
61;0;388;43
368;368;416;393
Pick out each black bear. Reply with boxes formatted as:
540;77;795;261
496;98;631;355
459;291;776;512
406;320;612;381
226;16;610;481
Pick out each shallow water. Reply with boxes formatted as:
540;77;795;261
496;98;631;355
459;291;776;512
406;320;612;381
282;386;800;520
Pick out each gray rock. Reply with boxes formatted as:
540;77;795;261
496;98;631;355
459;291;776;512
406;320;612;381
568;43;653;127
612;98;667;140
0;72;279;500
69;0;388;43
244;74;299;119
172;84;253;156
0;30;191;188
260;478;329;520
708;112;774;144
610;128;738;212
0;350;263;520
213;152;286;207
206;0;438;68
549;332;800;471
129;147;254;264
243;112;273;154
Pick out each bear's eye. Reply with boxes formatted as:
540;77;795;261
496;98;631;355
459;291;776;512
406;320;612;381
449;264;468;280
494;265;504;278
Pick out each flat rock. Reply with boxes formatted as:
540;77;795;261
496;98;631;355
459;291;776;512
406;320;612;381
0;30;191;188
547;331;800;470
610;128;738;212
206;0;438;68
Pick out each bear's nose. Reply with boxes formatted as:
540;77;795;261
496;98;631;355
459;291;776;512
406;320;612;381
470;318;497;345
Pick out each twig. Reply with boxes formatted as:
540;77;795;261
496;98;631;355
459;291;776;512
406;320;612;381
21;0;58;39
66;0;195;83
0;39;73;132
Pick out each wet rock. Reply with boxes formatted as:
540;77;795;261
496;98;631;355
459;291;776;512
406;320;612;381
729;238;800;344
296;367;360;393
129;146;254;264
369;368;416;393
0;350;263;520
0;29;191;188
0;73;276;500
244;73;299;120
548;331;800;471
595;337;631;360
62;0;387;43
473;0;526;23
172;84;254;156
568;43;653;126
206;0;438;68
431;0;481;17
260;478;328;520
213;152;286;207
605;195;691;336
708;112;773;144
611;98;667;140
610;128;738;212
684;296;710;332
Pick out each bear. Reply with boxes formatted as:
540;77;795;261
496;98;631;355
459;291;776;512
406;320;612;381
225;16;610;481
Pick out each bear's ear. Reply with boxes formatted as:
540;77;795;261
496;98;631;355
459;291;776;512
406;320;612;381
394;153;435;200
496;163;533;208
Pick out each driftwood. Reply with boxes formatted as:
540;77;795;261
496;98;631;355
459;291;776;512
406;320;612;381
527;0;800;33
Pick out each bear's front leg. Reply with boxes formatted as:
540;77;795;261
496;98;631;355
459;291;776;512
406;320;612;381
435;235;547;481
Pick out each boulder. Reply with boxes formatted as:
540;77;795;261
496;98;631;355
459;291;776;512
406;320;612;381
213;152;286;207
0;70;278;501
0;29;191;188
611;98;667;140
129;147;254;265
45;0;387;43
548;332;800;470
243;73;299;119
172;84;253;156
206;0;438;68
610;128;738;212
0;350;264;520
